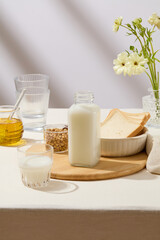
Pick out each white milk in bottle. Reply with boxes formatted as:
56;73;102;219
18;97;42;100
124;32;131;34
68;91;100;167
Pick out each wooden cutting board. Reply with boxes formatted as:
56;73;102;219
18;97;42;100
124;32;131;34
51;152;147;181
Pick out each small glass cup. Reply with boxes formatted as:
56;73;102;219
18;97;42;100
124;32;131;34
0;105;23;146
44;124;68;153
14;74;49;91
14;74;50;132
17;142;53;188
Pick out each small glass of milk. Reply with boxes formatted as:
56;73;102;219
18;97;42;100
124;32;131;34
17;142;53;188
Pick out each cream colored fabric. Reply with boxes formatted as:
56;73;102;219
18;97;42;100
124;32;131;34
146;134;160;174
1;109;160;240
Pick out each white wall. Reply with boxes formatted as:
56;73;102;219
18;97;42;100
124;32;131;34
0;0;160;108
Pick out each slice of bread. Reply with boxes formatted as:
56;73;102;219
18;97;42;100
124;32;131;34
120;110;150;125
123;111;150;119
101;109;150;126
101;109;144;138
121;111;151;122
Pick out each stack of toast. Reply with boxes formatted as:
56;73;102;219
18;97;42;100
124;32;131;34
101;109;150;138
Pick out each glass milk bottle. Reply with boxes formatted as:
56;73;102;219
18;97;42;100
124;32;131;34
68;91;100;167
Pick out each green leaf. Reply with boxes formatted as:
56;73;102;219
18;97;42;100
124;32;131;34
130;46;135;51
135;48;138;53
125;50;130;55
153;49;160;58
139;27;145;37
147;28;151;36
154;58;160;63
126;23;132;28
126;32;132;36
133;24;136;29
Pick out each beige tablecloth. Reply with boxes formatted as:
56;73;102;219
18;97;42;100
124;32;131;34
1;108;160;240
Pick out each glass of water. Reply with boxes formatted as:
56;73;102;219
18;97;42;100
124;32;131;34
15;74;49;90
15;74;50;132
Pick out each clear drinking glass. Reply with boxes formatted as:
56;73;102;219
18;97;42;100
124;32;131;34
14;74;49;90
16;88;50;132
14;74;50;132
17;142;53;188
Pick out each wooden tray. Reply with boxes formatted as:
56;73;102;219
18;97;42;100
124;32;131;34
51;152;147;181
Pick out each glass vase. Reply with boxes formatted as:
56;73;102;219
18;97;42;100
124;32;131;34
142;88;160;128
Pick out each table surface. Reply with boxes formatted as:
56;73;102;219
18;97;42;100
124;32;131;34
1;108;160;211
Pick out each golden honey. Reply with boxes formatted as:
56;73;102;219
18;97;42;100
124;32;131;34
0;118;23;145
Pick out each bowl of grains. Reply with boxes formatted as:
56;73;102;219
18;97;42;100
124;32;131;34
43;124;68;153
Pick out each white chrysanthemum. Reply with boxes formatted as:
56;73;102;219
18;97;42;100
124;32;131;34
127;52;148;76
113;16;123;32
148;13;160;29
113;52;129;76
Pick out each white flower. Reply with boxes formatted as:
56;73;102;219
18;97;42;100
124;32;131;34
113;16;123;32
127;52;148;76
113;52;129;76
148;13;160;29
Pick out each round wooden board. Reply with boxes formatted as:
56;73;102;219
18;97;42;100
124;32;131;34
51;152;147;181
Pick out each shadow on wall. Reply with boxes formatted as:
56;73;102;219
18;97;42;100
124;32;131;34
0;16;41;73
0;1;147;107
48;74;69;108
52;0;146;101
0;91;6;105
55;0;113;63
0;14;65;107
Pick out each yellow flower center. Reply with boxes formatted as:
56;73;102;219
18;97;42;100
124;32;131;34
121;62;125;66
134;61;138;65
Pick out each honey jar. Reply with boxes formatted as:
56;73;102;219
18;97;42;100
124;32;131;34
0;105;23;146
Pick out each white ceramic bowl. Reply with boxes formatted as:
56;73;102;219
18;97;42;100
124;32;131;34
101;127;148;157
